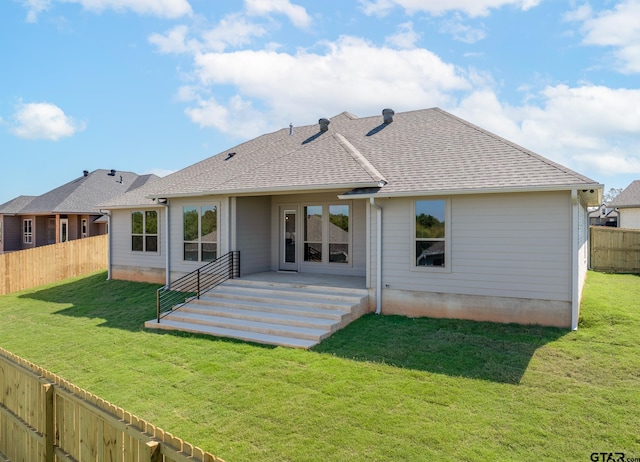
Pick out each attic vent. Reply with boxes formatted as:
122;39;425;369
83;170;89;177
108;169;116;176
383;108;395;124
319;118;330;132
225;152;236;161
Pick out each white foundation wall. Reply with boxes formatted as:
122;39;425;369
370;191;574;327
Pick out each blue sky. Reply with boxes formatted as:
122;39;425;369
1;0;639;205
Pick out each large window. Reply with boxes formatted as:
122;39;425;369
415;200;446;267
329;204;349;263
184;205;217;262
131;210;158;252
23;219;33;244
303;205;323;262
303;203;350;264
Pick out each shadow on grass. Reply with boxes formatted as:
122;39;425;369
312;314;568;384
18;271;161;332
20;272;567;382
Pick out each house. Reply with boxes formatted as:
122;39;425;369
0;169;159;254
100;108;602;332
588;203;618;227
608;180;640;229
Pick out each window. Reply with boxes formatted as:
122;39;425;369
415;200;446;267
131;210;158;252
303;203;350;264
183;205;217;262
303;205;323;262
81;219;88;238
329;204;349;263
23;219;33;244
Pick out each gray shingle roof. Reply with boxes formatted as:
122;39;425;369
4;170;159;215
102;107;600;208
0;196;37;214
609;180;640;208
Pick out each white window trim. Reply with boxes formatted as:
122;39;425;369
301;201;353;267
131;210;159;254
182;203;220;263
23;219;33;245
411;198;451;273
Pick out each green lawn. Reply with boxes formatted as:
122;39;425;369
0;271;639;461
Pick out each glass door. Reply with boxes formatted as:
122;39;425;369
280;207;298;271
60;218;69;243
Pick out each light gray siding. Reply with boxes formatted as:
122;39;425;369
378;191;572;302
167;196;228;278
110;208;166;270
618;208;640;229
236;196;272;276
271;192;366;276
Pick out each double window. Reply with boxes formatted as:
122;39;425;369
23;219;33;244
303;203;350;264
131;211;158;252
183;205;217;262
415;200;446;268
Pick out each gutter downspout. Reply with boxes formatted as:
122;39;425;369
571;190;580;330
369;197;383;315
102;211;112;280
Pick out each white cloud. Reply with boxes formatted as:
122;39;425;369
201;14;268;52
439;14;486;43
23;0;192;20
149;25;198;54
185;35;470;136
454;84;640;179
244;0;311;28
9;102;85;140
359;0;541;17
22;0;51;22
185;95;270;139
571;0;640;74
385;21;420;49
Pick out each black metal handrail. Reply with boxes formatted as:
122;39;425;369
156;251;240;322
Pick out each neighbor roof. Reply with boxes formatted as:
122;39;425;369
102;107;602;208
0;195;37;214
2;170;159;215
608;181;640;208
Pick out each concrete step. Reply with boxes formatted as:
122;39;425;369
203;287;358;310
159;310;330;341
179;304;340;330
193;294;352;319
145;319;318;349
147;277;370;348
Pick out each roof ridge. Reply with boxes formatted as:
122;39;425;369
333;133;387;184
433;108;596;184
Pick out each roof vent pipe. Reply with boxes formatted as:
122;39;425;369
108;169;116;176
289;123;293;135
383;108;395;124
83;170;89;177
319;118;330;132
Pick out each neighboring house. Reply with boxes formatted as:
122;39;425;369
0;169;159;253
588;203;618;227
608;180;640;229
100;108;602;329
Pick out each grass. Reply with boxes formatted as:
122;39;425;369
0;270;639;461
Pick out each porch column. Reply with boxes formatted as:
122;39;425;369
55;214;60;244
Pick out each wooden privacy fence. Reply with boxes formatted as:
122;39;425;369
590;226;640;273
0;235;108;296
0;346;225;462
